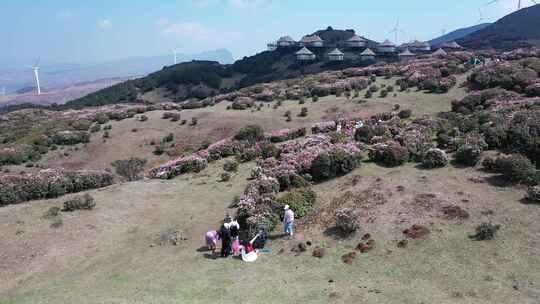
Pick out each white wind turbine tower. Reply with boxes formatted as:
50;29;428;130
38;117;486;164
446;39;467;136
173;49;178;65
487;0;537;11
388;18;406;45
29;58;41;95
477;8;490;24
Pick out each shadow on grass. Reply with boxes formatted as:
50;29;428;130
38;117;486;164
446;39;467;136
520;197;539;205
484;175;512;187
323;226;353;240
202;253;219;260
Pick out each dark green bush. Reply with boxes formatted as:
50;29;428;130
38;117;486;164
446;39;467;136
260;142;281;159
51;131;90;146
0;169;113;206
62;194;96;212
455;144;482;166
94;113;109;124
111;157;147;181
368;142;409;167
398;109;412;119
236;147;259;163
276;188;317;218
299;107;308;117
495;154;538;185
90;124;101;133
234;124;264;142
310;150;361;182
223;160;239;172
162;133;174;143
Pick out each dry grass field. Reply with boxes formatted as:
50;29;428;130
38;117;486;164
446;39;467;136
2;73;539;303
1;160;539;304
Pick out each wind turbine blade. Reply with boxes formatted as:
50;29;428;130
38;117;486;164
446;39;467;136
485;0;498;5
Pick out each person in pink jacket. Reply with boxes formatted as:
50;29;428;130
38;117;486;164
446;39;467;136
283;205;295;236
205;230;220;253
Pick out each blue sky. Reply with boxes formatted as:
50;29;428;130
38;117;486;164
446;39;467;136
0;0;534;67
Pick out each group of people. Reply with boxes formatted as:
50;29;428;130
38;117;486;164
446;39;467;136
204;206;295;261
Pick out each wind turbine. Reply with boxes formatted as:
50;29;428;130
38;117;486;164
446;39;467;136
173;49;178;65
477;8;490;24
388;18;406;45
487;0;537;11
29;58;41;95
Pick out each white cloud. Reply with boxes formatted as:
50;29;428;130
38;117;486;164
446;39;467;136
56;10;74;19
157;20;243;43
96;19;113;30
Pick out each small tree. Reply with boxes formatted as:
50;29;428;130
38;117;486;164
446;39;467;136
111;157;147;181
299;107;308;117
234;124;264;142
190;117;198;126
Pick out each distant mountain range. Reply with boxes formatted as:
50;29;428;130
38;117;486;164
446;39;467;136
429;23;491;46
459;4;540;49
0;49;234;94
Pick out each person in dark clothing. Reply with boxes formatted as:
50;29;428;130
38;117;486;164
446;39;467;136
220;223;232;257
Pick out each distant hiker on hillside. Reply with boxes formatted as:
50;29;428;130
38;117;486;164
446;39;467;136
283;205;295;236
220;222;232;257
205;230;220;253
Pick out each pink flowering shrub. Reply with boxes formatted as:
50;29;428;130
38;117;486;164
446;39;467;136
311;121;337;134
268;127;306;143
0;169;113;206
149;154;208;179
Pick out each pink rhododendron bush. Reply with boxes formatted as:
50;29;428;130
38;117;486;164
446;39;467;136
0;169;114;206
268;128;307;143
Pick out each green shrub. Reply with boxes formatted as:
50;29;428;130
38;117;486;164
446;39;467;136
111;157;147;181
364;90;373;99
71;119;92;131
153;144;165;156
386;85;394;92
422;148;448;168
369;142;409;167
94;113;109;124
369;85;379;93
455;144;482;166
276;188;317;218
234;124;264;142
90;124;101;133
139;115;149;122
310;150;361;182
190;117;198;126
162;133;174;143
312;95;319;102
260;142;281;159
236;147;258;163
277;174;309;191
51;131;90;146
379;89;388;98
398;109;412;119
62;194;96;212
223;160;239;172
103;131;110;139
495;154;538;185
299;107;308;117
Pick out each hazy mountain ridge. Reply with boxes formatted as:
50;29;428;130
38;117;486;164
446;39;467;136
458;4;540;49
429;23;491;46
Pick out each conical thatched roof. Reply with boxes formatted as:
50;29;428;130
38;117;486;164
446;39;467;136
301;35;324;43
328;48;344;55
445;41;462;49
347;35;366;42
278;36;295;43
399;48;415;56
360;48;376;56
296;47;314;55
432;48;448;56
380;39;395;47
